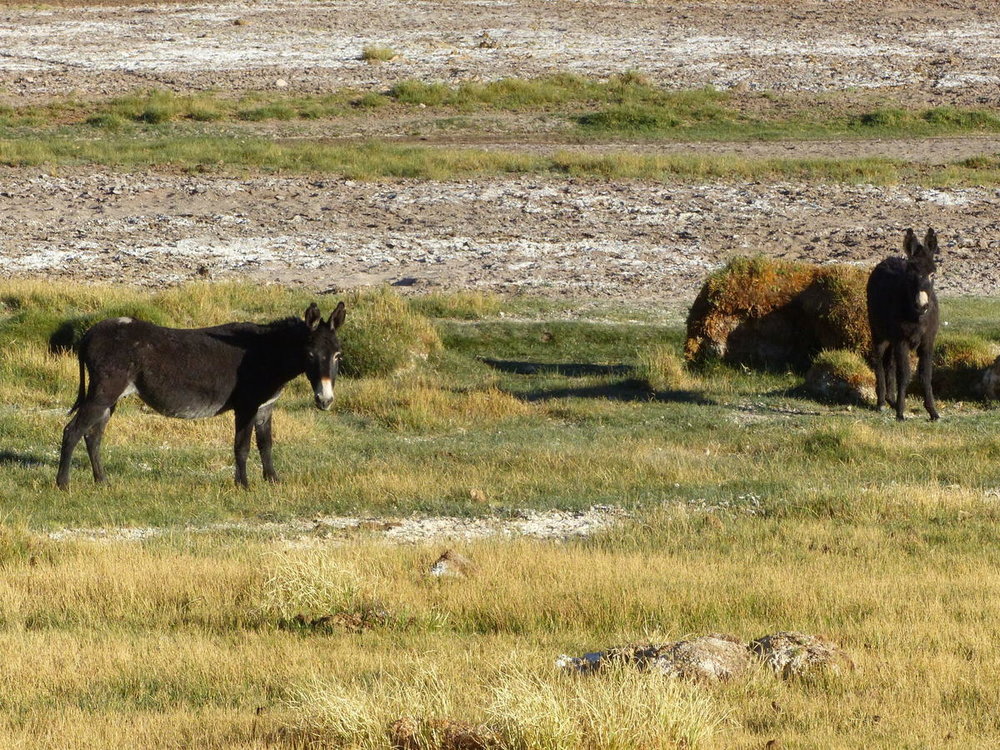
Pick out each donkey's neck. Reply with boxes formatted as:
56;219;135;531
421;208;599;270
261;318;311;383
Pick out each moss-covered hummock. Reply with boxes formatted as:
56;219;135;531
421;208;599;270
932;333;998;399
685;257;870;371
805;349;876;406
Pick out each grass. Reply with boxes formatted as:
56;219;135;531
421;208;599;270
4;133;1000;184
360;46;397;63
6;77;1000;142
3;510;1000;747
5;281;1000;747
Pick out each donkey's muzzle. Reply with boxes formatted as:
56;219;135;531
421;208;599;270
314;377;335;411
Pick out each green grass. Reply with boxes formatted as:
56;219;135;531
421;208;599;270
3;77;1000;143
3;134;1000;184
360;46;396;63
3;281;1000;527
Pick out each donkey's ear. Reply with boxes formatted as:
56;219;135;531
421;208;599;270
903;228;918;258
924;227;939;256
304;303;322;331
328;301;346;330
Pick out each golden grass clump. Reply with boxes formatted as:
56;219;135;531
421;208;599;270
360;46;397;63
411;290;505;320
637;344;694;392
337;374;531;431
685;257;870;371
290;664;720;750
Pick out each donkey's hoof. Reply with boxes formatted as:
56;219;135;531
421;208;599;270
264;474;281;484
56;480;69;492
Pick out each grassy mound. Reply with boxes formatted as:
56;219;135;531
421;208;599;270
685;257;870;371
339;287;442;377
805;349;875;406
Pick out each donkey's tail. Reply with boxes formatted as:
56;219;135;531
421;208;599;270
68;350;86;416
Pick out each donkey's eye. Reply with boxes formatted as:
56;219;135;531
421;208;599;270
333;352;342;362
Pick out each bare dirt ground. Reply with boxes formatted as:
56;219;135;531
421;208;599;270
2;0;999;105
2;0;1000;305
3;169;999;308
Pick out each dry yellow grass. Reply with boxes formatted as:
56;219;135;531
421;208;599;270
0;506;998;748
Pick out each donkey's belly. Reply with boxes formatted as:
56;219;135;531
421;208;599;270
135;386;230;419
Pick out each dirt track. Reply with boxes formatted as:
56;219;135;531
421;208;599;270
2;1;1000;304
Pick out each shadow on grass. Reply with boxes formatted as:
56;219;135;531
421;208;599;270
520;379;713;404
483;359;714;404
482;358;634;377
0;450;49;468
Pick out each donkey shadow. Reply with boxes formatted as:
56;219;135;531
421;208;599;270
0;450;49;468
481;358;714;405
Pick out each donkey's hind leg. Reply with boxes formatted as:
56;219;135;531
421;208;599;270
57;400;115;490
917;341;940;421
84;404;116;483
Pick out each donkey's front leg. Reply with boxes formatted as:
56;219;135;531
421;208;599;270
233;409;256;488
872;341;889;412
917;341;940;421
893;342;912;422
254;408;280;483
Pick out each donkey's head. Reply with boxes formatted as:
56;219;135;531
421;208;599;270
303;302;346;411
903;227;939;315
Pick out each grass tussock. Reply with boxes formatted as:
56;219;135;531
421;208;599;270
932;332;998;398
340;287;443;377
805;348;875;406
409;291;506;320
360;46;397;63
637;344;694;392
291;663;720;750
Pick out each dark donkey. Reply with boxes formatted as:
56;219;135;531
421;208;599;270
866;228;940;421
56;302;345;489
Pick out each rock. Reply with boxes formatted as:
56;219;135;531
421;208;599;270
429;549;475;578
651;634;750;682
275;78;288;88
555;650;604;673
557;634;749;683
749;631;854;678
